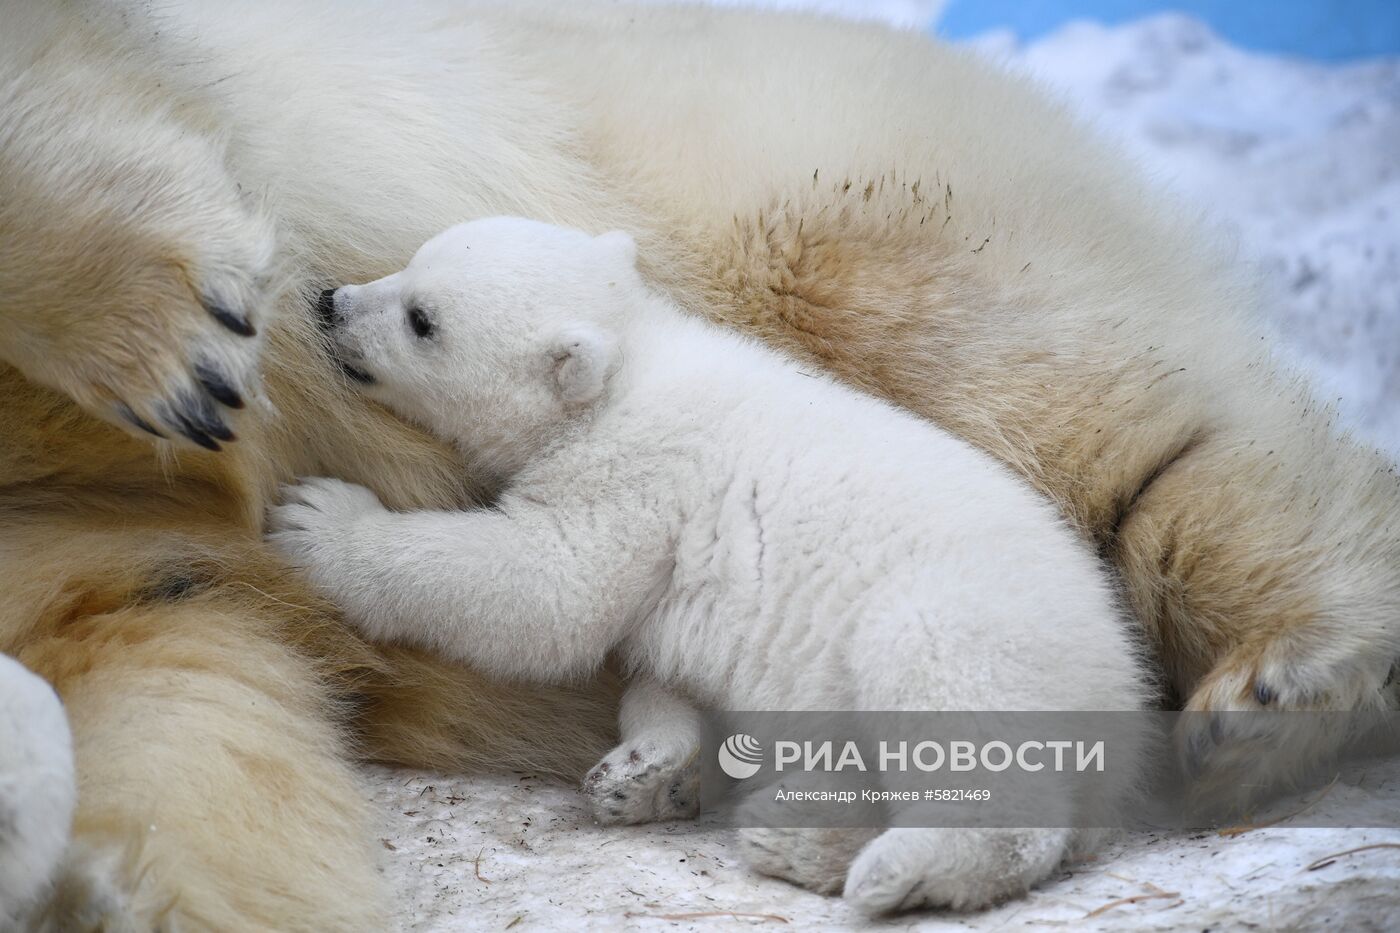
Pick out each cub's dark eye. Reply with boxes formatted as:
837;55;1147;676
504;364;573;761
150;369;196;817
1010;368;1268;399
407;306;435;340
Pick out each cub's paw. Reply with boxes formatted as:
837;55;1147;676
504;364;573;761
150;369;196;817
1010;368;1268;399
844;828;1070;915
582;740;700;825
265;477;386;567
738;827;875;896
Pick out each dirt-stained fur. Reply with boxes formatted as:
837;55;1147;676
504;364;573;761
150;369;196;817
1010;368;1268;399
1;0;1396;927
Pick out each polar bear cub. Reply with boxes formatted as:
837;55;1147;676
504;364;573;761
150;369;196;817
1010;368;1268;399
268;217;1147;913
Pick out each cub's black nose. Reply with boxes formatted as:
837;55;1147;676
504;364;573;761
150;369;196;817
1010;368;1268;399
316;288;339;329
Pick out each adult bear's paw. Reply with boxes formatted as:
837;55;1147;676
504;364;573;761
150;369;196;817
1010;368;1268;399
16;210;276;452
1178;638;1399;812
0;93;279;452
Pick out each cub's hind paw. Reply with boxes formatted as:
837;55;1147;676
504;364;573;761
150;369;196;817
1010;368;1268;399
844;828;1071;915
738;827;873;896
582;740;700;825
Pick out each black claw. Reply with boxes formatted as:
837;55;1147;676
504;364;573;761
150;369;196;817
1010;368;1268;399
203;418;235;442
205;300;256;337
194;361;244;409
183;390;236;442
174;421;223;452
159;392;234;450
115;402;166;439
1253;682;1276;706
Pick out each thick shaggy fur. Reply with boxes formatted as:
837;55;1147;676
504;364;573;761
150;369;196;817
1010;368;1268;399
265;218;1149;913
0;0;1396;926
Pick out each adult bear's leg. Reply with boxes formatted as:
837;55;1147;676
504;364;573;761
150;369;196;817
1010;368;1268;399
1107;398;1400;792
0;500;621;928
0;513;391;930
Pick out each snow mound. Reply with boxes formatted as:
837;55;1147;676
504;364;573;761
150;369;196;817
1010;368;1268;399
972;14;1400;454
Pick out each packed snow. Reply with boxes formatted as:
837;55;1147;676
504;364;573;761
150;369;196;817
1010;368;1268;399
369;9;1400;930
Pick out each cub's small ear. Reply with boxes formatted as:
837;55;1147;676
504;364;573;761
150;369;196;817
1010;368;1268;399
595;230;638;268
547;324;619;405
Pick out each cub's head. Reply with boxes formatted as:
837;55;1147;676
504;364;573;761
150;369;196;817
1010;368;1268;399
320;217;638;474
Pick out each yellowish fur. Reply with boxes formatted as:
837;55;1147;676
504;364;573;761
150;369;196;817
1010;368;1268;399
1;0;1396;926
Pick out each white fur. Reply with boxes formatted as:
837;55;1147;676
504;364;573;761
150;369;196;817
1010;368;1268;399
268;218;1149;912
6;0;1397;923
582;675;704;825
0;654;76;928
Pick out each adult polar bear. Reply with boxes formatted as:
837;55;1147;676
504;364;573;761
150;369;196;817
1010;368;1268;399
0;0;1396;927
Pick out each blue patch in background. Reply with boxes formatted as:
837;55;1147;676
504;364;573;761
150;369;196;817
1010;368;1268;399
935;1;1400;61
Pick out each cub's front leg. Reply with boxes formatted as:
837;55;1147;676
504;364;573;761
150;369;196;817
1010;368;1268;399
264;477;397;626
267;477;654;683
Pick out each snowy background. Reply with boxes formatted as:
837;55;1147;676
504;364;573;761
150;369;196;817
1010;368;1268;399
966;12;1400;457
371;3;1400;929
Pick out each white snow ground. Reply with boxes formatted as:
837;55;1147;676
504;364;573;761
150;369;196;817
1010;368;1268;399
368;9;1400;931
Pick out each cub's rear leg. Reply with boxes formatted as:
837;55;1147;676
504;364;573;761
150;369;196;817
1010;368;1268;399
727;581;1142;912
732;777;1077;912
0;654;75;929
582;677;702;824
739;827;880;896
0;4;275;450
